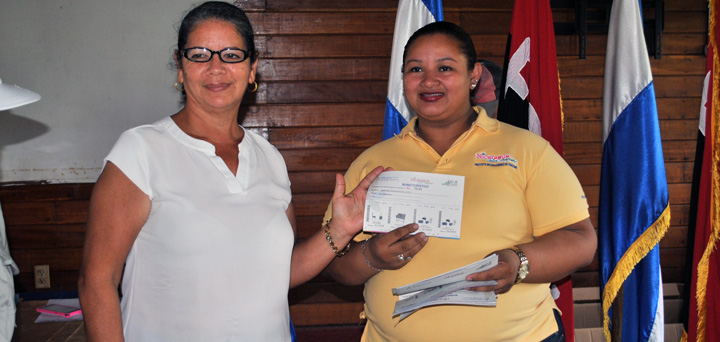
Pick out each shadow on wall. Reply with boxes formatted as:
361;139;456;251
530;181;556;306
0;111;49;181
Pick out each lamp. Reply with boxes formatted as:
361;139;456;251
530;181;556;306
0;77;41;111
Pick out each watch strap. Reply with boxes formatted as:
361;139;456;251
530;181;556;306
509;246;529;284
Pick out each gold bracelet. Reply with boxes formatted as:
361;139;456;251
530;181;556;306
361;239;383;272
324;220;351;257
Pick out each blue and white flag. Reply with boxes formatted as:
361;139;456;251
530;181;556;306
383;0;443;140
599;0;669;341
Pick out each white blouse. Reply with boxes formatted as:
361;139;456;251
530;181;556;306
105;117;294;341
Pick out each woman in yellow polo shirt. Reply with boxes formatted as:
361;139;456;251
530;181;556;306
323;21;597;342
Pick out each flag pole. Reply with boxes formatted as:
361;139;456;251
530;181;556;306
611;284;624;342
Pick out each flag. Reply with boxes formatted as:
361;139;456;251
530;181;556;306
598;0;670;341
382;0;443;140
496;0;574;339
497;0;563;153
683;0;720;340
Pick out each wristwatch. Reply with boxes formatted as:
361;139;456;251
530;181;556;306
509;246;530;284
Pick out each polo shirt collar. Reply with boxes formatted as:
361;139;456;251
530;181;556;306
393;106;499;140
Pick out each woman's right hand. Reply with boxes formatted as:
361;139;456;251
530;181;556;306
365;223;428;270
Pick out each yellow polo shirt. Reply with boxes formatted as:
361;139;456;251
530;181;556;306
327;108;589;341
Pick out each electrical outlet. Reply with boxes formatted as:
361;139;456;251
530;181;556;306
34;265;50;289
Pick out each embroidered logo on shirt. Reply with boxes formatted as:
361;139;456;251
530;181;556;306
474;152;519;169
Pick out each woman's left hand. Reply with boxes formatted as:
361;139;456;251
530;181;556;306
330;166;388;240
463;248;520;295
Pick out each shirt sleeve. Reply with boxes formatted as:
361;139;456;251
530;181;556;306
104;129;153;199
525;143;590;236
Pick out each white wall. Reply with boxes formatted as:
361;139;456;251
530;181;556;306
0;0;212;183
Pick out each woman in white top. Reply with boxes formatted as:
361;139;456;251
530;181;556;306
77;2;384;341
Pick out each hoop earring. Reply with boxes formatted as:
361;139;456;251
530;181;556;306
174;81;183;92
247;81;258;93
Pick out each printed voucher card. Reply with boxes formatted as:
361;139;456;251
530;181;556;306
363;171;465;239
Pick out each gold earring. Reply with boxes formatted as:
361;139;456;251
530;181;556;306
174;81;183;92
247;81;258;93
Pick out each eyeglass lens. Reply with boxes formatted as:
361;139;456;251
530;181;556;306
184;48;248;63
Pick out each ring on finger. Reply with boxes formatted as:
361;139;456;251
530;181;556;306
398;253;405;261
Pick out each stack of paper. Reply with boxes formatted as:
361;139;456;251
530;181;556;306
392;254;499;321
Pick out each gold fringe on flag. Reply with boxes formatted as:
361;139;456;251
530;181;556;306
694;0;720;338
601;204;671;342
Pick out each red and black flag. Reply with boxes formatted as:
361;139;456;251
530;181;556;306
682;1;720;340
497;0;572;339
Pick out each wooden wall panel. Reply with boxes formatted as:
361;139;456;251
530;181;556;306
0;0;706;328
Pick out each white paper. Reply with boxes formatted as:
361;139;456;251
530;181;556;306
363;171;465;239
34;298;84;323
396;290;497;321
392;254;498;295
393;280;495;316
390;254;499;320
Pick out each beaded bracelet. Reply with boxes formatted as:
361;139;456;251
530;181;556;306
324;220;351;257
361;239;383;272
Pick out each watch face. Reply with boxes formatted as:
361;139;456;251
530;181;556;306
518;267;529;279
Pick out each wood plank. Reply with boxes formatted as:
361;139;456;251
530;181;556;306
665;11;708;33
257;32;705;59
455;12;514;35
241;103;385;128
259;35;393;58
248;78;701;106
280;148;366;172
563;98;701;121
257;58;390;81
587;204;690;228
564;140;697;165
14;270;81;293
560;75;705;99
571;161;695;186
572;267;684;291
469;34;511;58
578;248;684;274
296;215;325;239
264;0;515;10
289;282;364;304
1;200;89;226
11;247;82;273
266;0;397;10
0;183;93;202
665;0;710;11
564;119;699;143
555;33;706;57
558;55;706;77
252;81;387;105
6;224;86;249
290;302;365;326
581;183;690;207
290;171;338;194
293;193;333;217
661;226;688;249
268;126;382;149
248;12;398;35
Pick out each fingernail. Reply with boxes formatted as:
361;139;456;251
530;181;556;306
412;223;419;229
420;233;427;241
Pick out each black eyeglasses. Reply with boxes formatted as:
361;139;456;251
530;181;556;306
181;47;249;63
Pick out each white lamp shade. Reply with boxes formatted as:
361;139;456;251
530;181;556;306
0;77;41;111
